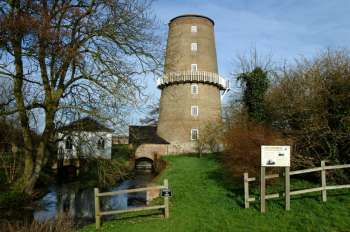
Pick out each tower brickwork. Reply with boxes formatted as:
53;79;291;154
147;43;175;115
157;14;228;153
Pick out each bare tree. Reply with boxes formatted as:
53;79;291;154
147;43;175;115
195;122;223;157
0;0;161;194
265;49;350;169
234;47;274;75
139;101;159;126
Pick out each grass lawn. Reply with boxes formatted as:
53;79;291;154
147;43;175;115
80;154;350;232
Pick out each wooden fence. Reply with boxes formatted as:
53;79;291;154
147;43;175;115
244;161;350;210
94;179;170;229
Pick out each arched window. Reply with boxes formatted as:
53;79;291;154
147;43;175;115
65;136;73;150
97;137;105;150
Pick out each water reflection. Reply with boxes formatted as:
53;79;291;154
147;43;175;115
33;172;153;225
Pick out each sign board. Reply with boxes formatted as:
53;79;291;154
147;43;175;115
261;145;290;167
161;188;172;197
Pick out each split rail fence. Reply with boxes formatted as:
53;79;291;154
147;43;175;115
94;179;170;229
244;161;350;210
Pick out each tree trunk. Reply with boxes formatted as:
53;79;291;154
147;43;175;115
11;15;36;194
23;142;47;194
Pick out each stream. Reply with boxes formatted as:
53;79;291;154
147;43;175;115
1;172;154;227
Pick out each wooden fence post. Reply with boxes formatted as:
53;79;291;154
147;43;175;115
321;161;327;202
244;173;249;208
260;167;266;213
164;179;169;218
94;188;101;229
285;167;290;210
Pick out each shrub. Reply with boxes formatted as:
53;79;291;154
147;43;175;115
153;153;166;174
195;122;224;157
80;158;131;187
112;144;133;161
265;49;350;173
0;191;30;209
0;151;22;185
0;170;6;186
225;48;350;182
0;214;75;232
223;114;291;179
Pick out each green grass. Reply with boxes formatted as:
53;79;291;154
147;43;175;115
80;154;350;232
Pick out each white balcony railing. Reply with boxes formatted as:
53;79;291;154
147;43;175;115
157;71;229;90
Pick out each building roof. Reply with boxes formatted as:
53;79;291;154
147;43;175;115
59;117;114;133
169;14;215;25
129;126;169;145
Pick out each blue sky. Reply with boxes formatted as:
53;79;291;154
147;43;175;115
129;0;350;125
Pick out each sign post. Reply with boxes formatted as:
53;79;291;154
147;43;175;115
162;179;170;218
285;166;290;210
260;145;291;213
260;166;266;213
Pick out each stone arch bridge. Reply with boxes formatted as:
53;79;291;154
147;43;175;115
134;144;169;171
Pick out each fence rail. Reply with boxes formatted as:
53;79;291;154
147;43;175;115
244;161;350;209
94;179;170;229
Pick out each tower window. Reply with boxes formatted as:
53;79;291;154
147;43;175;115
191;106;199;117
191;84;198;95
191;25;197;33
191;64;197;72
191;42;197;51
191;129;198;141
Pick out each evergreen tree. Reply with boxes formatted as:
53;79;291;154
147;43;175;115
237;67;269;122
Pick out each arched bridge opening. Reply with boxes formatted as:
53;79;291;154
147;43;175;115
135;157;154;172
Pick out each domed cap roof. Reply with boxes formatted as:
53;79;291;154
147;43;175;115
169;14;214;25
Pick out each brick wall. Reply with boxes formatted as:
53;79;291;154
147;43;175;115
134;144;169;159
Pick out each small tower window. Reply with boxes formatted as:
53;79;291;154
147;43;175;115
191;106;199;117
191;129;198;141
191;42;197;51
191;84;198;95
97;137;105;150
65;136;73;150
191;64;197;72
191;25;197;32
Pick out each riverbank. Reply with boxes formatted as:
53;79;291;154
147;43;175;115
80;154;350;232
0;145;134;228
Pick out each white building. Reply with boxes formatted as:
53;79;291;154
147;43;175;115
58;117;113;160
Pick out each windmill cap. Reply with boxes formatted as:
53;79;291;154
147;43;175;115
169;14;214;25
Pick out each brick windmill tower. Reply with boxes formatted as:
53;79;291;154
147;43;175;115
157;14;229;153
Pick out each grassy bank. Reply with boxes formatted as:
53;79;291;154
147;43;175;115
80;154;350;232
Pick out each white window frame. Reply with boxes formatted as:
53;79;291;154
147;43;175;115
191;105;199;117
191;64;197;72
191;128;199;141
191;84;198;95
191;25;197;33
191;42;197;51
